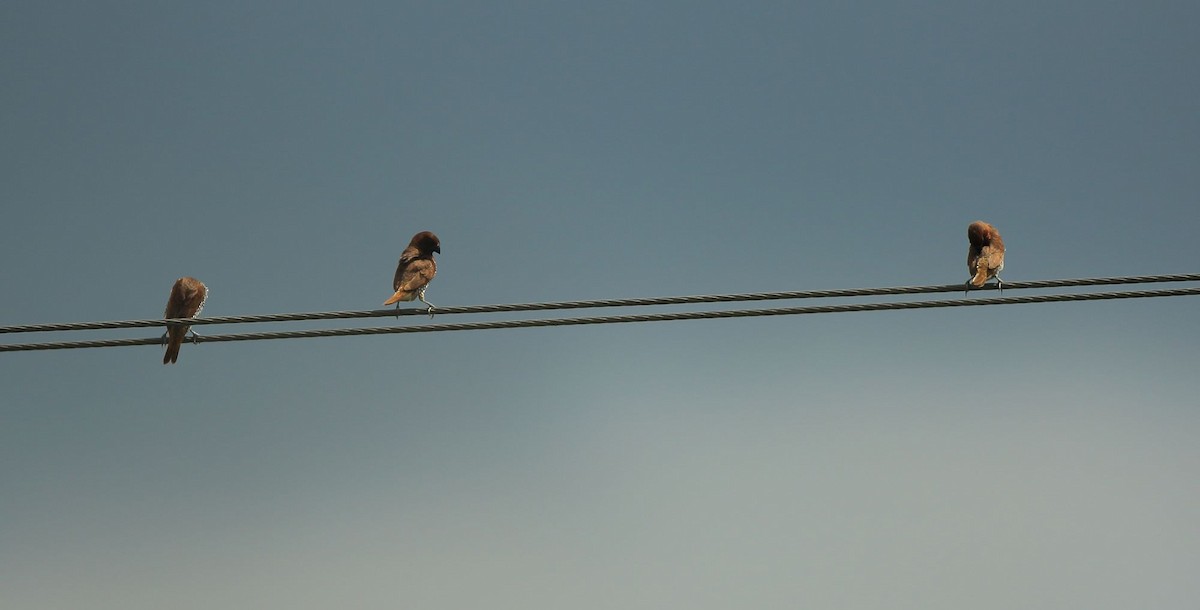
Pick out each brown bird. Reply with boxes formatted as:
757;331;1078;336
162;276;208;365
966;221;1005;292
383;231;440;314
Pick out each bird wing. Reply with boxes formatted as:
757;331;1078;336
165;279;206;318
394;258;436;294
978;245;1004;272
968;245;1005;286
392;246;419;290
164;280;188;319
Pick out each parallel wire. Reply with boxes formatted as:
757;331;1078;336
2;273;1198;335
3;286;1198;353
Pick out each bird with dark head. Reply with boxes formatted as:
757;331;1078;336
162;276;208;364
384;231;441;315
966;221;1005;293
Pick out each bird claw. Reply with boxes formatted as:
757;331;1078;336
188;329;201;345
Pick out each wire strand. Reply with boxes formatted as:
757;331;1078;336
2;273;1198;335
3;286;1197;353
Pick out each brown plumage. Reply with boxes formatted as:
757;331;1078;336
383;231;440;312
966;221;1005;291
162;276;208;364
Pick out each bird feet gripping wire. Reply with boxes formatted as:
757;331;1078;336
418;287;435;318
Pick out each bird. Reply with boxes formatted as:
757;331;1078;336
966;221;1005;292
383;231;440;314
162;276;208;364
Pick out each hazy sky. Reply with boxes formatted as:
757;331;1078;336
2;2;1198;608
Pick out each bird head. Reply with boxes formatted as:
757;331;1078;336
967;221;994;247
410;231;441;255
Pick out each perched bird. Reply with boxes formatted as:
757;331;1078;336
162;276;208;365
966;221;1005;292
383;231;440;314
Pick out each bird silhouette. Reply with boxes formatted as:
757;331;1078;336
162;276;208;364
384;231;440;314
966;221;1005;293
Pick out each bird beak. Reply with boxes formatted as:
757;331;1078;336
434;245;441;254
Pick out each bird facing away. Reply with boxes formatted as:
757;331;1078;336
383;231;440;313
966;221;1005;292
162;276;208;364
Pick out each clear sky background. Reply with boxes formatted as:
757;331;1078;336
2;2;1198;608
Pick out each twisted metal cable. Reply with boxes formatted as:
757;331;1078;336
3;286;1197;353
2;273;1198;335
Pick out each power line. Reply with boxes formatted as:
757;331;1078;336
3;286;1197;353
2;273;1198;335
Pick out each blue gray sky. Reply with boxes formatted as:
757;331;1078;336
2;2;1198;608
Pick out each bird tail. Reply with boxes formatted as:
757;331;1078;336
970;265;990;287
382;290;409;306
163;327;185;364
